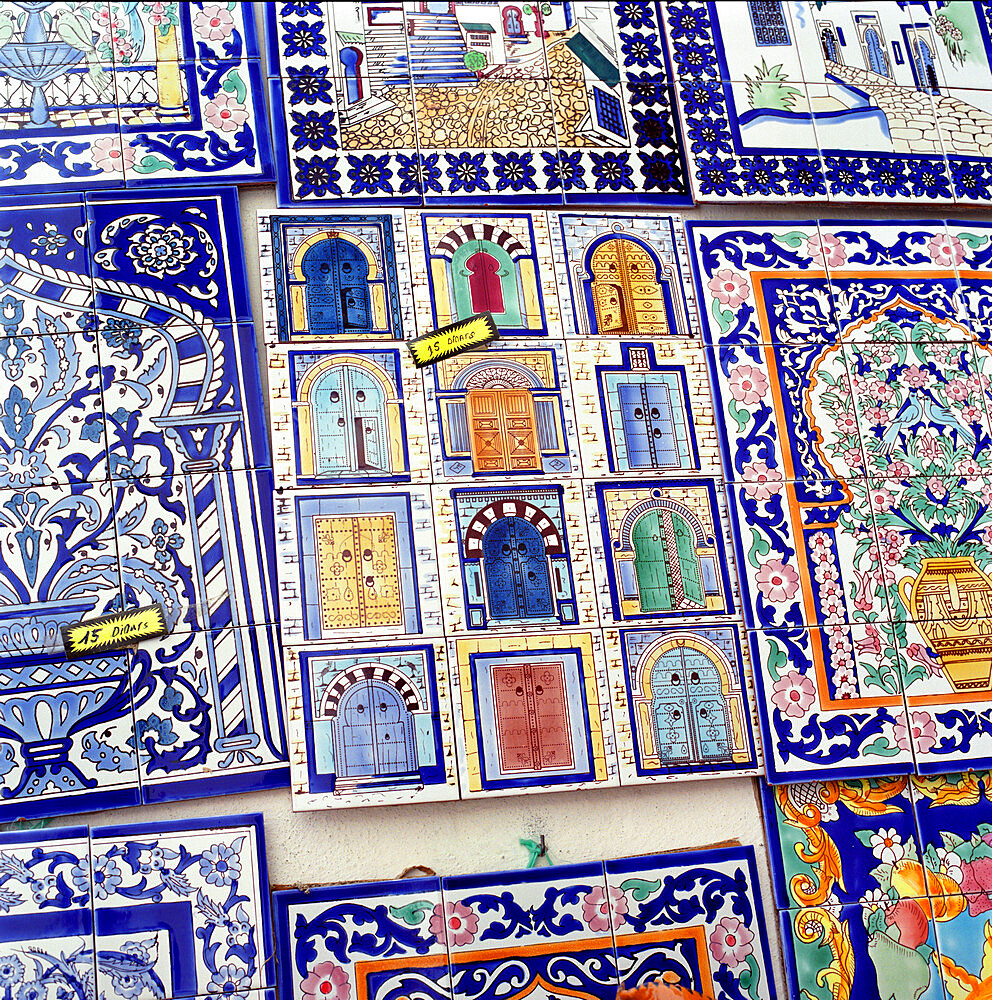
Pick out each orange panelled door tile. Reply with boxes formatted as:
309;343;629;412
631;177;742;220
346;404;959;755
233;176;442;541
467;389;541;473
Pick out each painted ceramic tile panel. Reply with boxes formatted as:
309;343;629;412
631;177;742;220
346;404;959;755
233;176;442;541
686;217;992;780
0;2;272;194
266;2;690;205
448;629;617;798
763;772;992;1000
663;1;992;204
273;845;777;1000
283;640;459;809
0;816;274;1000
260;207;761;807
603;623;759;783
0;188;287;820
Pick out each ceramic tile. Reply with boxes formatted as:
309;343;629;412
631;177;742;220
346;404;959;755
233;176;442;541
433;481;597;634
0;2;270;194
782;902;945;1000
422;340;579;482
761;776;924;911
0;826;96;1000
443;862;620;999
448;628;618;798
585;477;738;627
283;639;458;810
273;876;451;1000
604;623;758;783
566;339;720;479
91;814;274;1000
268;1;689;205
130;624;288;804
606;846;777;999
663;1;992;205
274;485;443;646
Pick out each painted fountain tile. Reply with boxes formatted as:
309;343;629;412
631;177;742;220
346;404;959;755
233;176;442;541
267;2;689;205
114;469;278;633
422;340;579;482
604;624;758;784
90;814;273;1000
781;901;944;1000
441;861;620;999
0;194;98;336
663;2;992;204
548;212;698;340
266;343;430;490
448;629;617;798
273;876;450;1000
585;478;737;627
257;209;415;346
749;623;915;783
0;825;96;1000
761;776;924;912
406;211;563;340
432;481;596;634
273;485;443;646
605;845;777;999
85;187;253;329
128;624;288;804
0;2;271;194
283;639;457;810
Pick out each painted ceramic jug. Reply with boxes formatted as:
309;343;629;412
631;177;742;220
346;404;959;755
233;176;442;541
899;556;992;692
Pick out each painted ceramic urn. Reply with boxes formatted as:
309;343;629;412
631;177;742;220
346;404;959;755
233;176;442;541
899;556;992;691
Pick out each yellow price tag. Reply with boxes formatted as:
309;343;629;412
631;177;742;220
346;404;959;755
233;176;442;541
61;603;169;659
408;312;498;368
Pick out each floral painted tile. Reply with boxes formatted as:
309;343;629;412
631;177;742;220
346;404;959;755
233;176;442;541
272;876;450;1000
90;814;273;1000
750;624;914;783
605;845;777;1000
443;862;620;1000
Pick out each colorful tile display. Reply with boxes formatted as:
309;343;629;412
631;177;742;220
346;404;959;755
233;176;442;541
273;845;778;1000
258;207;761;810
664;2;992;204
0;188;287;821
0;2;272;194
0;814;274;1000
762;772;992;1000
687;218;992;783
265;2;690;206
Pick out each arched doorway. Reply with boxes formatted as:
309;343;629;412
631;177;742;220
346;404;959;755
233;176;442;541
650;646;731;764
467;251;504;314
631;509;704;612
819;25;840;63
311;363;389;475
339;46;364;103
301;237;372;336
482;516;554;619
332;678;418;777
502;6;523;36
913;37;940;94
864;26;889;77
588;238;666;336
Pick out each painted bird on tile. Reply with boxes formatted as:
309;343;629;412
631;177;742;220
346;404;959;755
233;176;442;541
879;394;976;453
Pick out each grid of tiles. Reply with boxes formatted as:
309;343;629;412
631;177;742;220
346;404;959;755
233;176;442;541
0;814;275;1000
664;1;992;204
0;2;273;195
762;772;992;1000
687;218;992;784
258;207;762;811
273;845;778;1000
0;188;288;821
265;1;690;206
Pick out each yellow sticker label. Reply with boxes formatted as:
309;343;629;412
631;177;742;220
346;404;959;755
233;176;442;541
61;603;169;659
408;312;498;368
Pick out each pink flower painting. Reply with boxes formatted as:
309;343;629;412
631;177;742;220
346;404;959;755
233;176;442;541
205;92;249;133
429;900;478;948
301;962;350;1000
707;269;750;309
755;559;800;604
926;233;965;268
708;916;754;969
727;365;768;405
770;670;816;719
582;885;627;932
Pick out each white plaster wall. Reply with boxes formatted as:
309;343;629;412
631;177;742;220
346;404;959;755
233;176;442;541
46;9;982;990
